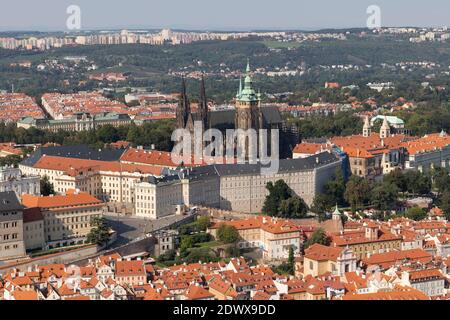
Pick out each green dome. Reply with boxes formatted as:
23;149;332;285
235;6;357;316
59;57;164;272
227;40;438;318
236;59;259;102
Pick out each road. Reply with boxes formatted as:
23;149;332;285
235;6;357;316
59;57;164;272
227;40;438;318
104;213;191;247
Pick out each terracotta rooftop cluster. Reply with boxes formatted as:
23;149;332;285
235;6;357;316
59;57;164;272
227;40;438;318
0;93;45;122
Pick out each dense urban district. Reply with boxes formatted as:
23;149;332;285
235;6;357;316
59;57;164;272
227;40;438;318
0;27;449;301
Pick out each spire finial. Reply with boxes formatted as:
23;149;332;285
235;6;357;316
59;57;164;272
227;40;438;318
246;58;251;73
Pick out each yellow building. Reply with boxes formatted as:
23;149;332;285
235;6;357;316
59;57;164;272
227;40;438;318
300;244;357;278
22;190;103;247
331;222;402;260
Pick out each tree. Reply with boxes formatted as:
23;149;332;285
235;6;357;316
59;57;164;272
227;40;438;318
179;236;194;257
288;246;295;271
370;182;399;211
432;167;450;196
384;169;407;193
262;180;309;218
323;169;347;206
157;249;177;264
404;171;431;196
311;194;333;221
96;125;119;143
87;216;110;246
405;206;427;221
344;176;371;211
40;176;55;196
304;228;330;249
439;191;450;220
196;216;211;232
225;245;240;258
216;224;239;244
262;180;292;215
279;196;309;219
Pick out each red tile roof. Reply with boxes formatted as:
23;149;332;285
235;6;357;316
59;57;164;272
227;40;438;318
22;191;102;209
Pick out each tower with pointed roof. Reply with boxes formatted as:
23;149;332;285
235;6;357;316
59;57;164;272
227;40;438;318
199;75;209;130
363;116;371;137
176;77;191;129
332;205;342;221
379;116;391;139
235;59;263;159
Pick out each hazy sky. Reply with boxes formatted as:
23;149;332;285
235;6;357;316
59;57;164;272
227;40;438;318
1;0;449;31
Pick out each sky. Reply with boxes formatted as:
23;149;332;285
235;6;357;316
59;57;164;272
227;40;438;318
1;0;449;31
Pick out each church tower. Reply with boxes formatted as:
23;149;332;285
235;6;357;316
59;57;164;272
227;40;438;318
199;75;209;130
176;77;190;129
363;116;371;137
235;59;263;159
379;116;391;139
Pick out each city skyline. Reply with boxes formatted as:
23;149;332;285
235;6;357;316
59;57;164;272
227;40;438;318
1;0;450;32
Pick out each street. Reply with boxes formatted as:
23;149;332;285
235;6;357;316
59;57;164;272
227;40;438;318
104;213;191;247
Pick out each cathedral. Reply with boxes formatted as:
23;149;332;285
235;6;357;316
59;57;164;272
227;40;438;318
176;60;299;159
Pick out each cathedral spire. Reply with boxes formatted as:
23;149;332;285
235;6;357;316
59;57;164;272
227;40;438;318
177;76;190;129
199;75;208;129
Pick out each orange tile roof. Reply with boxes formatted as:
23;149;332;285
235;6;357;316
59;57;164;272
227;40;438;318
401;133;450;155
331;133;415;158
362;249;432;269
304;244;343;262
22;191;102;209
408;268;444;282
331;228;401;246
115;260;146;277
12;290;39;300
185;284;215;300
210;216;301;235
343;289;429;300
34;155;163;176
293;143;332;155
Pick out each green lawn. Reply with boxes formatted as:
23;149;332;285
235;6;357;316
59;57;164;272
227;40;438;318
196;240;223;248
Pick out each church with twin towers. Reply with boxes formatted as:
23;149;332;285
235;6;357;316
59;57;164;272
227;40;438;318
176;59;300;160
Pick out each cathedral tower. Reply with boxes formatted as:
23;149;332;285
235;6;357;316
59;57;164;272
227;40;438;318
176;77;190;129
235;59;263;160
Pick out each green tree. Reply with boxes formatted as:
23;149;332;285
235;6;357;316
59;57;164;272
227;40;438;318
96;125;119;143
405;206;427;221
311;194;333;221
216;224;239;244
404;171;431;196
87;216;110;246
196;216;211;232
262;180;292;215
304;228;330;249
384;169;407;193
288;246;295;271
157;249;177;264
344;176;371;211
370;182;399;211
225;245;240;258
439;191;450;220
323;169;347;206
279;196;309;219
40;176;55;196
179;236;194;257
432;167;450;196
